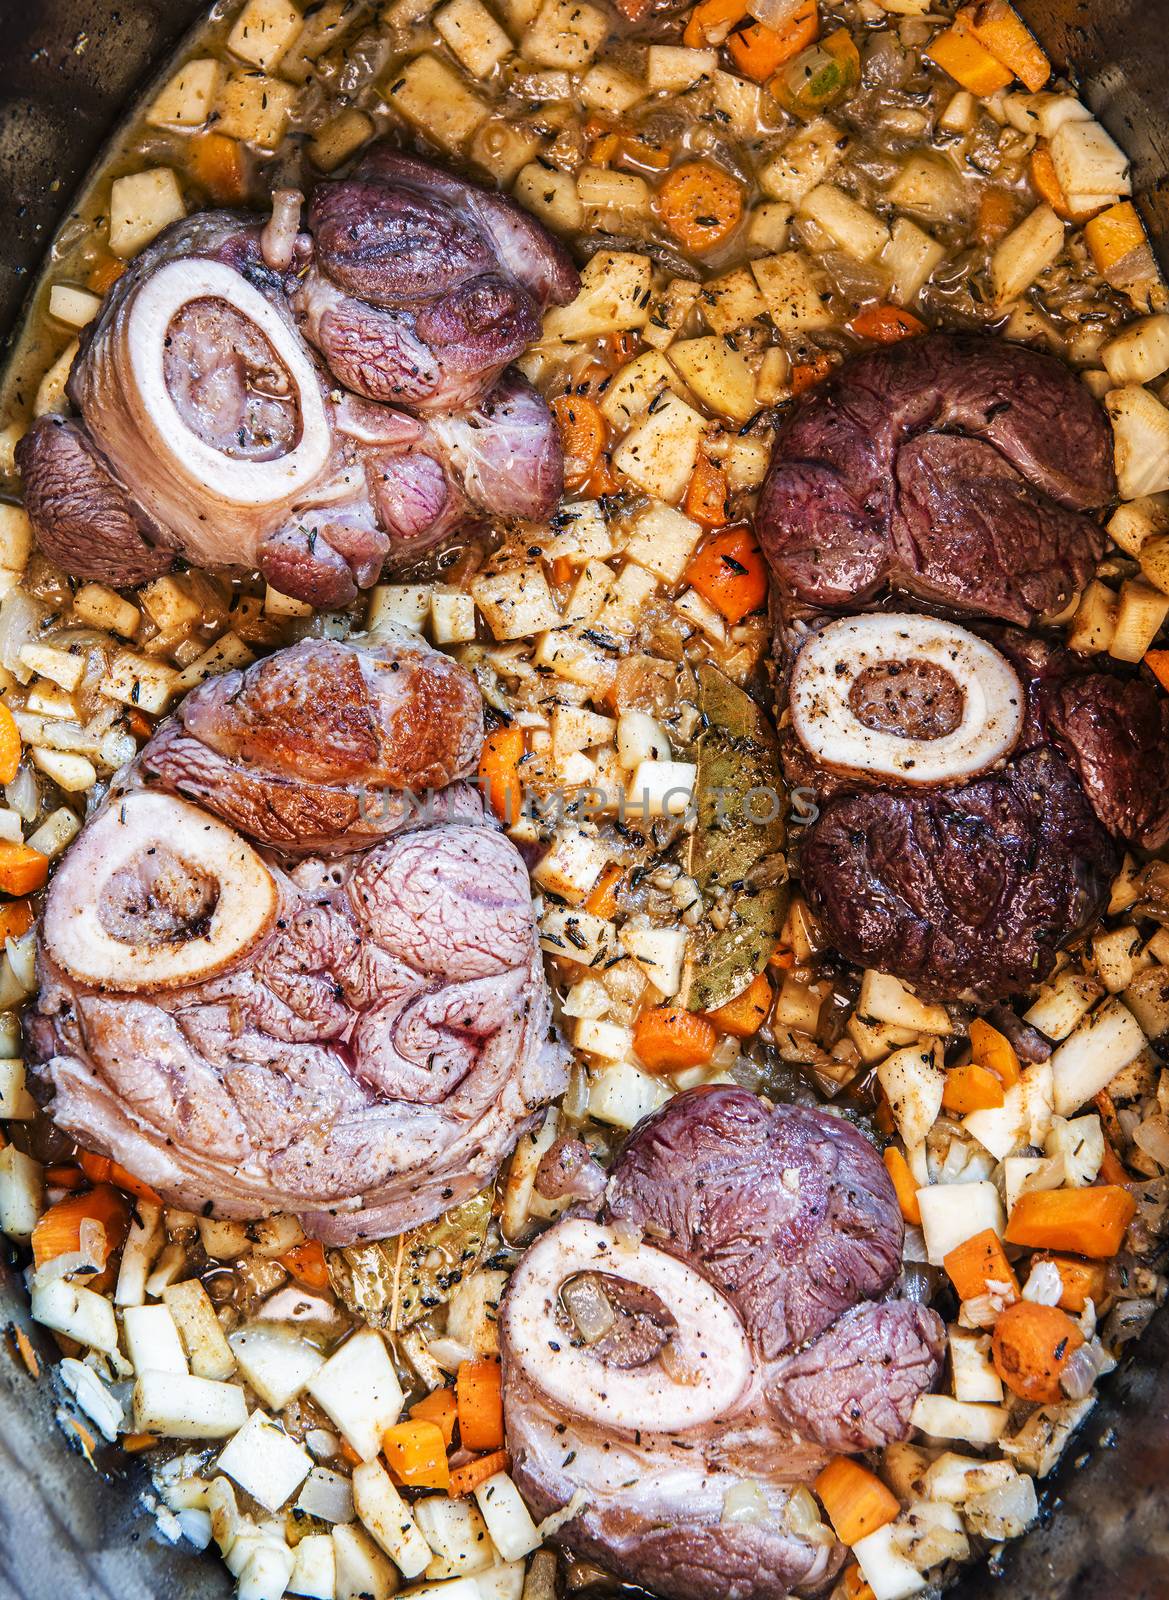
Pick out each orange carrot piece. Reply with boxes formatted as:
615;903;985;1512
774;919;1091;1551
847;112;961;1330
961;0;1050;91
991;1299;1084;1403
1005;1186;1137;1258
617;134;671;172
584;862;623;920
790;353;835;394
684;453;731;528
976;189;1017;243
31;1184;129;1271
883;1147;922;1226
588;131;620;165
941;1062;1006;1114
632;1006;718;1072
478;726;525;825
448;1449;511;1498
1098;1139;1129;1187
12;1324;41;1380
410;1386;458;1448
76;1151;163;1206
1035;1253;1108;1314
1145;649;1169;693
684;526;769;624
122;1431;161;1453
842;1565;877;1600
44;1165;88;1191
656;161;744;255
0;703;21;786
704;972;772;1039
551;393;608;491
814;1457;900;1545
456;1359;505;1453
189;131;248;204
0;841;48;896
88;256;125;295
0;897;35;944
943;1227;1020;1301
1029;143;1072;217
683;0;748;48
968;1018;1021;1088
847;304;927;344
383;1420;451;1490
728;0;818;81
280;1239;331;1291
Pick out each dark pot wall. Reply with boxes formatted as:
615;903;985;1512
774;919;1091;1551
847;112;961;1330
0;3;1166;1598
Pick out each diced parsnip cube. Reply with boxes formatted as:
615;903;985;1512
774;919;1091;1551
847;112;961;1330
435;0;514;76
308;1329;405;1461
1050;116;1130;200
239;1541;297;1598
800;183;889;261
47;282;102;330
616;709;671;769
939;88;977;131
533;826;608;903
580;63;644;114
216;70;298;148
32;339;78;418
851;1522;926;1600
429;586;477;645
541;906;617;966
134;1370;248;1438
280;0;354;80
1105;384;1169;498
1092;924;1145;993
625;759;696;821
886;152;965;225
19;643;83;691
472;1474;541;1562
0;1058;35;1119
991;203;1065;306
228;0;303;70
73;582;140;636
589;1061;672;1128
470;119;542;185
332;1523;397;1600
1049;996;1147;1115
563;558;615;623
533;627;617;691
676;586;728;643
877;1044;944;1149
353;1460;432;1578
288;1533;336;1600
124;1304;189;1377
699;267;768;335
0;1144;43;1240
1045;1113;1104;1186
218;1410;312;1511
414;1495;495;1576
522;0;607;68
513;164;583;233
542;251;653;342
620;921;688;994
750;252;833;333
647;44;717;90
261;583;313;621
100;649;178;714
573;1017;635;1062
552;704;616;758
612;392;708;501
882;216;946;305
964;1061;1053;1161
1066;578;1118;653
198;1217;250;1260
26;806;82;859
31;1278;118;1352
577;166;650;213
859;970;953;1034
147;58;225;127
910;1393;1010;1444
598;351;676;430
711;69;777;137
642;277;701;352
30;745;95;794
108;168;186;257
669;336;756;424
296;1466;355;1525
623;503;703;584
367;583;431;633
473;568;560;640
758;119;848;205
1109;577;1169;661
310;107;375;172
1023;969;1104;1040
1101;314;1169;386
0;504;31;572
230;1326;325;1411
114;1201;164;1307
174;632;254;692
746;203;792;255
950;1330;1004;1402
163;1278;238;1380
925;1453;1020;1503
384;53;488;151
917;1180;1005;1265
445;1267;507;1358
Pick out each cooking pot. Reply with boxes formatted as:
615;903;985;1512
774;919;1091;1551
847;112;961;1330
0;3;1166;1596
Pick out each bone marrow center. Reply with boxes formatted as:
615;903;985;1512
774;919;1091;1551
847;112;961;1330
164;296;302;460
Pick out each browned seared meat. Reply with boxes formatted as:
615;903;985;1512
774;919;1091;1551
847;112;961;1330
27;636;567;1244
1043;671;1169;851
501;1088;944;1600
757;334;1112;626
798;748;1118;1001
299;148;578;412
140;635;483;854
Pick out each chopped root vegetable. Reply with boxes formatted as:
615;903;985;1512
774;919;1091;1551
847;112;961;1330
188;131;247;203
1145;648;1169;692
990;1300;1084;1403
976;189;1017;244
448;1448;511;1498
942;1062;1006;1113
383;1420;451;1489
632;1006;718;1071
814;1456;899;1545
456;1358;505;1452
585;863;623;919
704;972;772;1039
1036;1254;1108;1314
0;842;49;896
1005;1185;1137;1258
1084;201;1146;274
657;161;744;255
121;1432;161;1453
683;526;769;623
0;703;21;785
684;453;731;528
0;898;35;944
551;394;608;490
30;1184;129;1271
683;0;747;48
790;353;835;393
942;1227;1020;1302
961;0;1050;91
927;17;1013;96
77;1150;163;1205
968;1017;1021;1087
883;1147;922;1226
280;1238;330;1290
410;1385;458;1447
727;0;818;82
478;726;525;825
1030;144;1072;218
847;304;927;343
